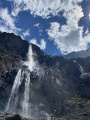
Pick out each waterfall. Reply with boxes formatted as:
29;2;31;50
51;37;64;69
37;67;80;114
79;64;84;74
79;64;90;78
6;44;35;118
24;43;35;71
6;44;51;120
6;69;22;113
22;70;31;117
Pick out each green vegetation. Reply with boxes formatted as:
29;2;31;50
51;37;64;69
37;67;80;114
67;96;90;109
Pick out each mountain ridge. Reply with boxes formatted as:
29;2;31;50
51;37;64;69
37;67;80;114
64;48;90;59
1;31;90;59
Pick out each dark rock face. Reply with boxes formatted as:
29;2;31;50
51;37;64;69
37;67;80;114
5;114;23;120
0;112;24;120
0;32;90;119
0;32;29;110
0;32;29;58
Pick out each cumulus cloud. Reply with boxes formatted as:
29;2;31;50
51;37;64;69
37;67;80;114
0;7;20;34
7;0;84;19
30;39;46;50
7;0;63;18
21;29;30;39
44;0;90;54
47;22;90;54
63;1;84;29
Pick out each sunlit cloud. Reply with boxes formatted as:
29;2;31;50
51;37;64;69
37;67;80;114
21;29;30;39
0;7;21;34
30;39;46;50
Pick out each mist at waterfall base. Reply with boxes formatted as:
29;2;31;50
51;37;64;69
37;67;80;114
5;44;50;120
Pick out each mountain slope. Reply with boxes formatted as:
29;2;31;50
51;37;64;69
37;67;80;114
0;32;90;120
64;48;90;59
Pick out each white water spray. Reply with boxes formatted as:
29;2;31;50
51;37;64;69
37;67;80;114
24;44;35;71
6;69;22;113
6;44;36;117
22;70;31;117
6;44;51;120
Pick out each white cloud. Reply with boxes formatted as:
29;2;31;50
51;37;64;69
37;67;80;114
21;29;30;39
0;8;15;29
7;0;84;19
7;0;63;18
11;7;21;16
30;39;46;50
63;1;84;29
47;22;90;54
34;23;40;28
40;39;46;50
43;0;90;54
0;7;20;34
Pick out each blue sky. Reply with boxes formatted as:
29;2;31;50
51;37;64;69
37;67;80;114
0;0;90;56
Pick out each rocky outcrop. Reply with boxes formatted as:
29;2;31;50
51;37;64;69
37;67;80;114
0;112;25;120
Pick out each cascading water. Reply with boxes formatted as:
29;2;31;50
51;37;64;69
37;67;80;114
79;64;90;78
79;64;84;74
6;44;51;120
6;44;35;118
22;70;31;117
6;69;22;113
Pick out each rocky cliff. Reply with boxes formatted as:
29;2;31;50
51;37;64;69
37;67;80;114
0;32;90;120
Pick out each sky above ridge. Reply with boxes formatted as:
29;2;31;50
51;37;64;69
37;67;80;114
0;0;90;56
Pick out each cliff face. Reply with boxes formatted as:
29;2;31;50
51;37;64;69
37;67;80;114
0;32;29;110
0;32;90;119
